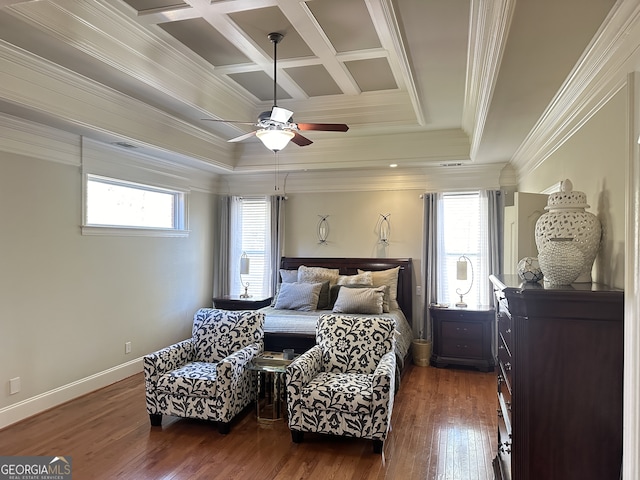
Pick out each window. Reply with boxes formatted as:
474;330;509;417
437;192;490;307
83;174;187;236
229;197;272;297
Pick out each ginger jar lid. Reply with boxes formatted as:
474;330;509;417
545;179;590;210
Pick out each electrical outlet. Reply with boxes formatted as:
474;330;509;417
9;377;20;395
125;342;132;354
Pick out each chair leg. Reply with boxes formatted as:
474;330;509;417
291;430;304;443
218;422;231;435
149;414;162;426
372;439;383;454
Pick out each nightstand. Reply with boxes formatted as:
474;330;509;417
430;305;495;372
212;295;272;311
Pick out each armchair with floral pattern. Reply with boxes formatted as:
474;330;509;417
144;308;264;434
286;314;396;453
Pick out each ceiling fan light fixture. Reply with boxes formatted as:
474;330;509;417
256;128;295;152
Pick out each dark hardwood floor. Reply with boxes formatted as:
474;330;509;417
0;364;497;479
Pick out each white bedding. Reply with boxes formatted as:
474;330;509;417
259;306;414;362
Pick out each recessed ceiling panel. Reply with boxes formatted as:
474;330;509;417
159;18;250;66
229;7;313;59
306;0;380;52
345;58;397;92
228;71;292;102
122;0;188;12
285;65;342;97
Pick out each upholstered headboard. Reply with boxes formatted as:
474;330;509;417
279;257;413;325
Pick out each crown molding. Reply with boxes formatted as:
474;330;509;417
464;0;515;160
0;112;80;165
5;0;256;122
0;37;236;172
220;162;506;195
232;128;471;173
0;112;220;192
511;0;640;179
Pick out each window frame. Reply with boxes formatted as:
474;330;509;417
82;174;189;237
81;138;191;237
437;191;488;307
229;196;273;298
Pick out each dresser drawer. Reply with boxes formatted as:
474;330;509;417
498;312;512;351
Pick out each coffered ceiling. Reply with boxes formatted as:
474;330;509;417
0;0;619;179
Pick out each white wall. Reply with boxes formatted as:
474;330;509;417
0;125;217;427
518;87;627;289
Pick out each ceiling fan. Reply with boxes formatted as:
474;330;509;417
204;32;349;152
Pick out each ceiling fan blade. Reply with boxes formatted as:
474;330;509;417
202;118;256;125
271;106;293;123
291;132;313;147
297;122;349;132
228;131;257;143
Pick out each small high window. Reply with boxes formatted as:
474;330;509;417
83;174;187;236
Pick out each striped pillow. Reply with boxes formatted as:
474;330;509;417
332;286;385;314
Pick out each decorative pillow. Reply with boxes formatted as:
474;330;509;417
336;271;373;286
274;282;323;311
332;286;386;314
329;284;374;309
279;269;298;283
316;281;331;310
297;265;340;286
358;266;400;312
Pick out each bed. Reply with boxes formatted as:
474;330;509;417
260;257;415;374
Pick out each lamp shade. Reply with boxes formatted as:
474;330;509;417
240;255;250;275
456;259;468;280
256;129;295;152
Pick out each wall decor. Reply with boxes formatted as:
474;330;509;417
317;215;329;244
534;179;601;282
378;213;391;245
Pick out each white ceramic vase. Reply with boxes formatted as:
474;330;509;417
538;238;584;286
534;179;601;282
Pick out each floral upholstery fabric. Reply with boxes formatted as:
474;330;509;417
316;314;396;374
286;314;396;445
144;308;264;426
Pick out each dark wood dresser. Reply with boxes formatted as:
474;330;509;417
490;275;623;480
429;306;495;371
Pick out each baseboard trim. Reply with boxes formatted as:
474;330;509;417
0;358;143;430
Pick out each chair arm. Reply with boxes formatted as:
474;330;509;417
286;345;322;387
217;341;264;383
373;350;396;392
143;339;193;390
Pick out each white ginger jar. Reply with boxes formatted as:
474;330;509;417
538;238;584;286
534;179;601;283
